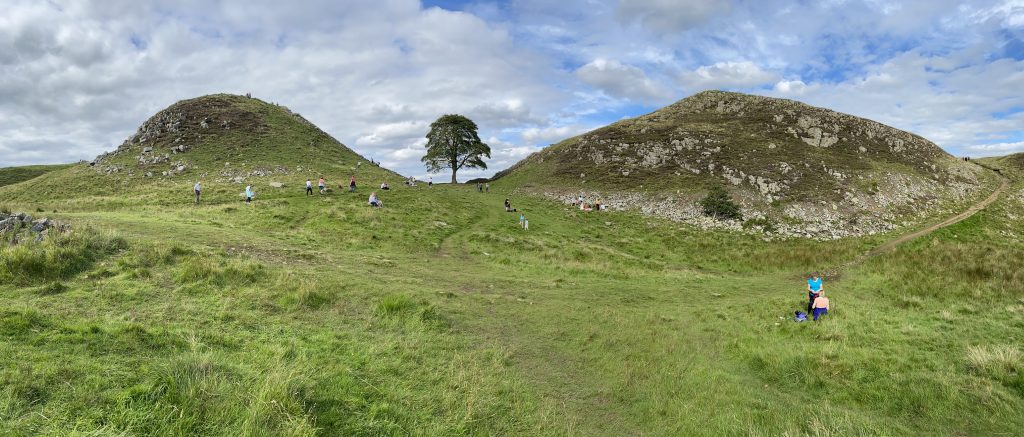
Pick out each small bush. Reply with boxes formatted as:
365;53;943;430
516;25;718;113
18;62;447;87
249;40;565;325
699;186;743;221
742;217;777;234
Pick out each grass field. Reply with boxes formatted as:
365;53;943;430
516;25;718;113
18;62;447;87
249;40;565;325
1;158;1022;435
0;164;75;188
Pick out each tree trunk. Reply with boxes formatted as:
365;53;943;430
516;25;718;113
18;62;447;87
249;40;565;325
450;169;458;184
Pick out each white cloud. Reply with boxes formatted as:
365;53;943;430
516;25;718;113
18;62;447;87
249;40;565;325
575;58;672;103
616;0;730;35
965;141;1024;156
679;61;779;91
521;125;591;145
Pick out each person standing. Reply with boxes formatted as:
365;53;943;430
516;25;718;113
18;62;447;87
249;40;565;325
245;185;255;205
428;177;433;187
349;176;357;192
807;272;823;314
193;181;201;204
485;182;489;193
318;176;326;195
306;179;313;196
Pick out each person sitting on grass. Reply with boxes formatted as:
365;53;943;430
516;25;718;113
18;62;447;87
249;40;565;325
807;272;823;314
812;292;830;321
369;192;383;208
504;198;512;212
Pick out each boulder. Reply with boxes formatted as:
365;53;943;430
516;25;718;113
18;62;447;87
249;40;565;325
269;182;284;188
143;147;153;153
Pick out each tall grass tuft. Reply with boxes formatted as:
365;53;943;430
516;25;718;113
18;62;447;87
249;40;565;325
0;230;127;285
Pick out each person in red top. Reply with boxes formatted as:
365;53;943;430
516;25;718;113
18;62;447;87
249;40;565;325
318;177;326;194
349;176;357;192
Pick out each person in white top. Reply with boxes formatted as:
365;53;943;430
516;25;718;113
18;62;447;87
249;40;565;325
193;182;201;204
306;180;313;196
369;192;383;208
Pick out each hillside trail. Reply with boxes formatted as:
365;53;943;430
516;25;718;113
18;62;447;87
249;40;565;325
830;168;1010;276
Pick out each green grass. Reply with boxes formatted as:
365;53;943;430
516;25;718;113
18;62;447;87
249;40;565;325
1;96;1022;434
0;164;74;188
1;170;1022;435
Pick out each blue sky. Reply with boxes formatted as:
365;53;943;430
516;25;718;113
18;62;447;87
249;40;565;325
1;0;1022;180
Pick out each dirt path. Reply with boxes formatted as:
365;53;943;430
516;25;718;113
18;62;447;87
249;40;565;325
840;170;1011;270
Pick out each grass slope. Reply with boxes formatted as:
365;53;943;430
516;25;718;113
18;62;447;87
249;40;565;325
0;164;74;188
0;160;1022;435
493;90;982;217
0;94;398;203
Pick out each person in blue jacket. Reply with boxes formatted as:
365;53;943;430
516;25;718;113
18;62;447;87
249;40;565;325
806;272;823;313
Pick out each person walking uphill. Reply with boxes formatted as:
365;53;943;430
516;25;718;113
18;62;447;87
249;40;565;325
306;179;313;196
318;177;326;195
193;181;201;204
807;272;823;314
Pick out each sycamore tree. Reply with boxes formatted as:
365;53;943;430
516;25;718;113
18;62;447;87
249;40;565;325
422;114;491;184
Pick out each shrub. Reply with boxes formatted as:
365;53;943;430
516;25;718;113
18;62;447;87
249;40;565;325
742;217;777;234
699;186;743;221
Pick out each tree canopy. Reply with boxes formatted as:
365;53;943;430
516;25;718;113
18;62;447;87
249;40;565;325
422;114;490;184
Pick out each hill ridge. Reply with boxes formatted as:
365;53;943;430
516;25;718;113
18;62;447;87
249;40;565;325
494;90;990;239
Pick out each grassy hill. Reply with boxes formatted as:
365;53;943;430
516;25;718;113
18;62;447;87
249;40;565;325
0;94;399;204
0;164;74;188
494;91;993;238
0;95;1022;434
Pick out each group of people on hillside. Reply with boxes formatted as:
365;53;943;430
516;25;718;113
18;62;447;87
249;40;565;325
476;182;489;193
192;173;384;207
573;195;604;212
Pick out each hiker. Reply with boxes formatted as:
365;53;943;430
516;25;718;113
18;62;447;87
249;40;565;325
245;185;255;204
812;292;830;321
485;182;489;193
318;177;326;194
807;272;824;314
306;179;313;196
428;177;433;187
369;192;382;208
523;215;529;230
349;176;357;192
193;181;201;203
477;182;482;192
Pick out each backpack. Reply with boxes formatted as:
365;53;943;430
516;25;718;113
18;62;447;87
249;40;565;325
794;311;807;322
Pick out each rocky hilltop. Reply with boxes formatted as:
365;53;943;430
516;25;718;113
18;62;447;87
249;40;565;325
494;90;991;239
88;93;396;183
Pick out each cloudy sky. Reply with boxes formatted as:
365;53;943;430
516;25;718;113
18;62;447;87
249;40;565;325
1;0;1022;180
